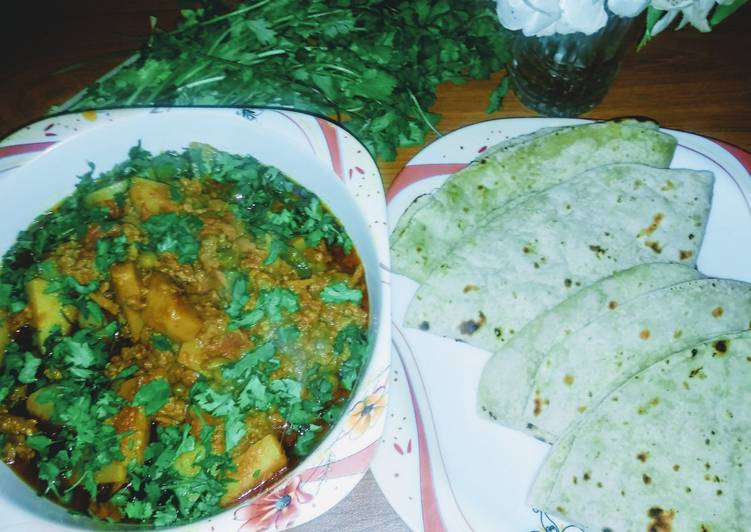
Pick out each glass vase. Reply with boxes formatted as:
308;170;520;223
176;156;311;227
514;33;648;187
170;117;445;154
507;14;639;117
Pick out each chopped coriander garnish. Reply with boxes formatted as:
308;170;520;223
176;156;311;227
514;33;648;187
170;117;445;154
229;288;299;330
18;353;41;384
25;434;53;453
320;282;363;304
225;274;250;319
133;379;171;415
95;234;129;275
151;333;174;352
142;212;203;264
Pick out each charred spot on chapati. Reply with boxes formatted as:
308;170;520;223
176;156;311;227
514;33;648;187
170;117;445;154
639;212;664;236
712;339;728;355
647;507;675;532
459;311;486;335
645;240;663;253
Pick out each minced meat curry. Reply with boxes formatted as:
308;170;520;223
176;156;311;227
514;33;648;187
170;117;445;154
0;143;369;526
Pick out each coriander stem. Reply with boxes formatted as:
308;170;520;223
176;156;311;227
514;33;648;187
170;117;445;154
178;75;227;91
172;0;273;34
317;64;359;77
207;27;233;56
175;62;211;87
408;89;441;137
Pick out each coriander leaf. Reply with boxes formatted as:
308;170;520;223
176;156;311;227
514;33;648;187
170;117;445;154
125;500;154;520
229;288;299;330
238;375;269;410
322;402;344;425
224;412;246;452
225;275;250;319
133;378;171;415
57;276;100;296
228;308;264;330
61;338;96;368
486;76;510;113
95;235;129;275
263;239;287;266
293;424;322;456
347;68;397;99
0;375;14;403
261;288;299;323
115;364;139;380
18;352;41;384
38;461;61;496
268;378;302;403
0;283;12;308
308;376;334;404
247;19;277;45
81;300;104;326
222;342;276;382
154;506;178;526
151;333;174;352
275;325;300;345
142;212;204;264
320;282;362;304
192;383;236;417
334;324;369;391
26;434;53;453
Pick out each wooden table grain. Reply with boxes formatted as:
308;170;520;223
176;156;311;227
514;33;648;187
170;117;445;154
0;3;749;531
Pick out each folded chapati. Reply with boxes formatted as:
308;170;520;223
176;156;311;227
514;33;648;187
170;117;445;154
391;120;677;282
524;278;751;443
477;262;703;432
528;330;751;531
405;164;714;352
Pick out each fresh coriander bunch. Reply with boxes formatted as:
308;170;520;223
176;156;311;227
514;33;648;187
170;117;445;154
54;0;513;161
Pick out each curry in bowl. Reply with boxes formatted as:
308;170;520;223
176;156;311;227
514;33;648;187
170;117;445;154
0;143;369;526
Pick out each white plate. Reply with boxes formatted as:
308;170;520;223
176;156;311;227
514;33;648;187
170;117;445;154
372;118;751;532
0;107;392;531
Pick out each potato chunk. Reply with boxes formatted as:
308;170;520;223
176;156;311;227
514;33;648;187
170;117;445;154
26;386;57;421
26;278;76;347
94;406;149;485
84;180;129;208
143;273;202;343
221;434;287;505
178;339;206;373
110;262;145;338
174;445;206;477
128;178;177;220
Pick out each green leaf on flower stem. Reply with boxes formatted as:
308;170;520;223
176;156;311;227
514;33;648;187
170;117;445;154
710;0;747;26
638;7;665;50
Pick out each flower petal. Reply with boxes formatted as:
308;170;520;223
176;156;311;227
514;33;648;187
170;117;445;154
608;0;649;17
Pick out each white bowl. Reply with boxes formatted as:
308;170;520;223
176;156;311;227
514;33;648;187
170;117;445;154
0;107;391;531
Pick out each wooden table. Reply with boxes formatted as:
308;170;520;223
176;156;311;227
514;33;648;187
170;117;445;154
0;3;749;531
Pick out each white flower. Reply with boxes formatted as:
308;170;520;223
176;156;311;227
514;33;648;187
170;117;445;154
496;0;731;37
608;0;651;16
496;0;599;35
650;0;735;36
